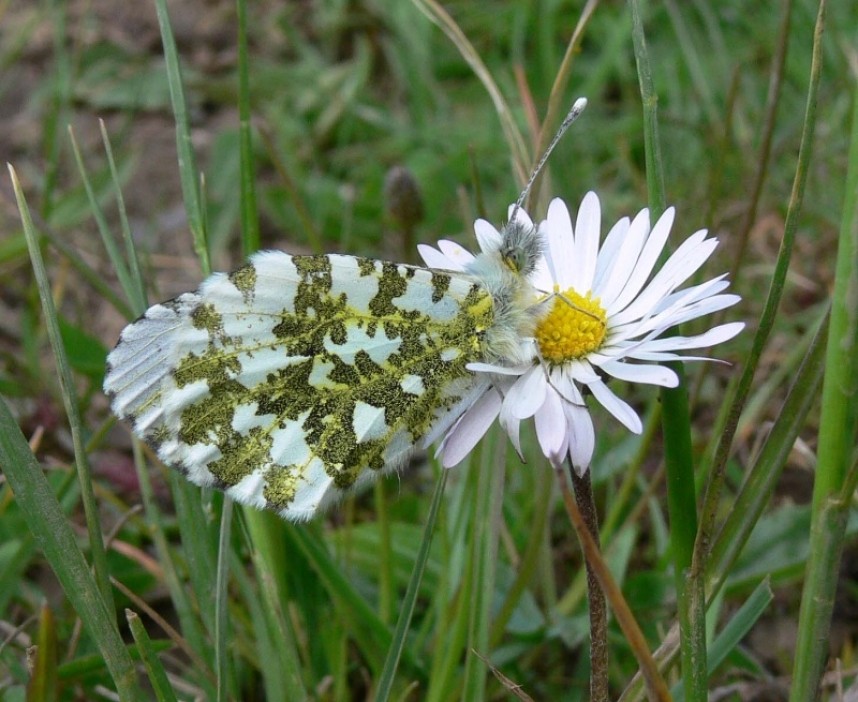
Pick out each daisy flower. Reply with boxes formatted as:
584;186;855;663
420;192;744;474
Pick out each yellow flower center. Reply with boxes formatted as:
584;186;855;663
534;288;608;363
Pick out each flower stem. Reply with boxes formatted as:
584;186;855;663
556;462;671;701
570;467;608;702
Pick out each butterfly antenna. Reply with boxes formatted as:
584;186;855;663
510;97;588;223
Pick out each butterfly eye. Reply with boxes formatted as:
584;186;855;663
502;246;525;273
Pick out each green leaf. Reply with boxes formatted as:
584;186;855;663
58;317;108;383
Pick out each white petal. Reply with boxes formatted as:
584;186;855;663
437;240;477;268
608;274;734;342
555;429;570;469
600;321;648;346
606;209;679;320
615;347;690;362
602;330;739;363
653;276;730;314
638;298;728;336
507;366;548;419
631;207;676;285
626;352;728;362
439;389;502;468
530;226;554;292
586;348;631;366
566;403;595;475
591;338;659;365
498;400;524;457
417;244;458;271
474;218;503;253
588;380;642;433
530;263;554;295
571;191;601;292
565;359;601;385
545;198;576;288
609;231;717;325
660;294;742;327
592;216;630;295
598;207;651;311
535;388;568;459
599;360;679;387
607;208;672;314
629;291;741;339
699;321;745;344
507;202;534;229
626;323;746;357
467;361;533;376
543;365;585;404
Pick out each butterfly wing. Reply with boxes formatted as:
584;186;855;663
105;251;494;520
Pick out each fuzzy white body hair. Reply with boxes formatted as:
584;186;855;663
465;219;543;365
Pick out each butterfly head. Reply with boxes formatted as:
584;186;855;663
499;219;543;277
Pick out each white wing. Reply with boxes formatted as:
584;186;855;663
105;251;494;520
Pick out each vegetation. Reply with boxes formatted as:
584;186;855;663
0;0;855;699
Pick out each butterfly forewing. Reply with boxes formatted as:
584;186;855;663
105;251;495;520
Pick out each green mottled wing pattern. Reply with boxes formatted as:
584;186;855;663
105;251;495;520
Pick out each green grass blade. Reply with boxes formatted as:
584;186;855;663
628;1;703;698
672;578;774;701
693;0;795;590
534;1;599;208
40;0;71;217
725;0;791;286
215;500;234;702
2;200;134;321
792;2;857;693
707;312;828;598
150;8;237;685
804;0;852;524
11;165;114;613
697;0;821;560
112;572;215;693
489;462;552;646
705;579;773;675
126;609;180;702
287;525;402;675
128;441;216;698
462;438;506;701
28;603;58;702
99;119;147;315
628;0;666;218
426;451;483;702
229;555;293;701
236;0;260;257
66;125;141;315
375;467;448;701
410;0;529;182
0;395;142;700
373;481;394;626
662;0;718;126
153;0;209;275
242;510;308;698
167;474;218;638
622;312;829;702
0;533;36;617
791;494;850;701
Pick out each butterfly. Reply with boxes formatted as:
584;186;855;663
104;220;539;520
104;99;587;520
